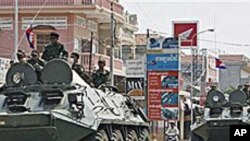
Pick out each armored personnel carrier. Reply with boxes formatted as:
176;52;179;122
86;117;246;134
191;89;250;141
0;59;150;141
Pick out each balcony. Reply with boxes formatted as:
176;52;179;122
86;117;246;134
0;0;124;15
81;53;125;76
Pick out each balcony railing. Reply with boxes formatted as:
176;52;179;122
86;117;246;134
0;0;124;15
81;53;123;72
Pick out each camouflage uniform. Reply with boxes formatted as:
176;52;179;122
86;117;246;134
41;43;66;61
91;69;110;88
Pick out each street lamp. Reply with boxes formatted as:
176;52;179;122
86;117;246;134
190;28;214;129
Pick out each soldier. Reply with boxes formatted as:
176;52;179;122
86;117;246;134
27;50;45;80
16;49;26;63
91;59;110;88
27;50;45;67
41;32;67;61
69;52;93;86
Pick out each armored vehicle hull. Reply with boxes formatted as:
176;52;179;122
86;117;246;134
0;60;150;141
191;89;250;141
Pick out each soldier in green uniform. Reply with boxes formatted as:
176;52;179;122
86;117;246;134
27;50;45;81
42;32;68;61
91;59;110;88
69;52;93;86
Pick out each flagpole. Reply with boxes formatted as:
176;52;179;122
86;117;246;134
13;0;19;61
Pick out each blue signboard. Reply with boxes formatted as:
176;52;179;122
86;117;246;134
162;37;178;49
148;38;161;49
147;54;179;70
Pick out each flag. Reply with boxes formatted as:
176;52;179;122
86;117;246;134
25;25;34;49
215;58;226;69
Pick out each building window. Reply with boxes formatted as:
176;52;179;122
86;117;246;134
135;46;146;59
0;17;13;30
76;16;87;28
36;34;50;53
81;39;91;53
122;46;132;61
22;17;67;30
87;20;97;32
74;38;81;53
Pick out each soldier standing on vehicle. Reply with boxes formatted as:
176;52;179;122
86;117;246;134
69;52;93;86
41;32;67;61
27;50;45;67
16;49;27;63
27;50;45;80
91;59;110;88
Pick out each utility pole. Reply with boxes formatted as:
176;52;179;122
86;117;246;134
89;31;93;76
13;0;19;61
110;2;114;86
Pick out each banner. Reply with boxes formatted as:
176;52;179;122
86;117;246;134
147;71;179;120
173;21;198;47
0;57;11;83
125;59;145;99
147;54;179;71
125;59;144;78
147;36;180;121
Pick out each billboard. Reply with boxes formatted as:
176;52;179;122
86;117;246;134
125;59;145;99
126;78;144;99
148;71;179;120
147;54;179;71
147;37;179;54
125;59;144;78
173;21;198;47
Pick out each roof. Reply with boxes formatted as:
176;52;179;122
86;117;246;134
219;55;250;63
135;34;160;46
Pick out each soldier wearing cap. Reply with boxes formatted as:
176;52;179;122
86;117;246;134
69;52;93;85
16;49;26;63
91;59;110;88
42;32;67;61
27;50;45;67
27;50;45;80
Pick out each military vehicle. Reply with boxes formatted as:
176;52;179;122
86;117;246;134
191;89;250;141
0;59;150;141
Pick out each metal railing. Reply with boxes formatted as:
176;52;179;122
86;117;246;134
0;0;123;15
81;52;123;71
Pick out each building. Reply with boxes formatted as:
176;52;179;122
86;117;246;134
122;33;161;61
219;55;250;92
0;0;138;92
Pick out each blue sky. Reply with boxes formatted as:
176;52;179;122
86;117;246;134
120;0;250;56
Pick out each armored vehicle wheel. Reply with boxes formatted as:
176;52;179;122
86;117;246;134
127;130;138;141
95;129;109;141
112;129;124;141
139;129;150;141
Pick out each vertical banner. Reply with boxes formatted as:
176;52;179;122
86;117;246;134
125;59;145;100
0;57;11;83
147;37;180;120
173;21;198;47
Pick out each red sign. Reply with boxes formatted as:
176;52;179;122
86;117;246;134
147;71;179;120
173;21;198;47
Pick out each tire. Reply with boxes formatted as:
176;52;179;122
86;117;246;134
138;129;151;141
95;129;109;141
82;129;109;141
112;129;124;141
127;130;138;141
